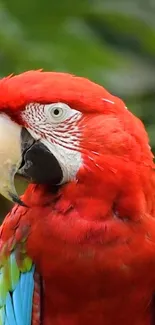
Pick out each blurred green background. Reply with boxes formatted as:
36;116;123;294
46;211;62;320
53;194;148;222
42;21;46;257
0;0;155;221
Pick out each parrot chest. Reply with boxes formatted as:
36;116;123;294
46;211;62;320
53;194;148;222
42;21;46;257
41;277;154;325
33;239;155;325
25;193;155;325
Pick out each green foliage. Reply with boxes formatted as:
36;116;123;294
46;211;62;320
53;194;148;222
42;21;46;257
0;0;155;220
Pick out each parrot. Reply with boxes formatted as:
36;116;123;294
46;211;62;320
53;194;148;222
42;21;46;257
0;70;155;325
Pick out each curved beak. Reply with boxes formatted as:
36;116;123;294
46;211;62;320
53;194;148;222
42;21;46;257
0;113;63;205
0;114;23;204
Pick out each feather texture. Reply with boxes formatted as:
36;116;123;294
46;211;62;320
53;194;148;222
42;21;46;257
0;250;35;325
1;71;155;325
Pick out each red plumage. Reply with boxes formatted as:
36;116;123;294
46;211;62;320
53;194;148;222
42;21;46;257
1;71;155;325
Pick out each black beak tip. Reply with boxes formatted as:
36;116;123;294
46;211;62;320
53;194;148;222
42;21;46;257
8;192;28;207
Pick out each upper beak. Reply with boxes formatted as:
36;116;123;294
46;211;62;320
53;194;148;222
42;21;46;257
0;114;23;204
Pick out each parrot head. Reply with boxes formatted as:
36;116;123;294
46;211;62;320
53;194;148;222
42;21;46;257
0;70;153;217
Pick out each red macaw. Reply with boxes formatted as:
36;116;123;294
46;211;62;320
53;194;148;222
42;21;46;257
0;70;155;325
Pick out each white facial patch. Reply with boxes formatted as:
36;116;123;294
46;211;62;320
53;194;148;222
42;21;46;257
22;102;83;183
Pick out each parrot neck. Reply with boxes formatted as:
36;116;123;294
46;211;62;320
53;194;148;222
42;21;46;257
23;158;154;223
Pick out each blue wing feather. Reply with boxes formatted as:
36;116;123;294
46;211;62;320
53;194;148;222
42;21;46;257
13;281;23;325
23;270;35;325
4;316;9;325
5;293;16;325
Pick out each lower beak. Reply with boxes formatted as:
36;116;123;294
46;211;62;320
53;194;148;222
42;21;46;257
0;114;63;205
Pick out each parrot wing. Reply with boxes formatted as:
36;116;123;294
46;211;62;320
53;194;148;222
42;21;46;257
0;254;35;325
0;206;41;325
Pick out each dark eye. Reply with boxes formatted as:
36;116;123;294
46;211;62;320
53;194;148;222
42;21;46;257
53;108;61;116
45;102;73;123
49;106;64;120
